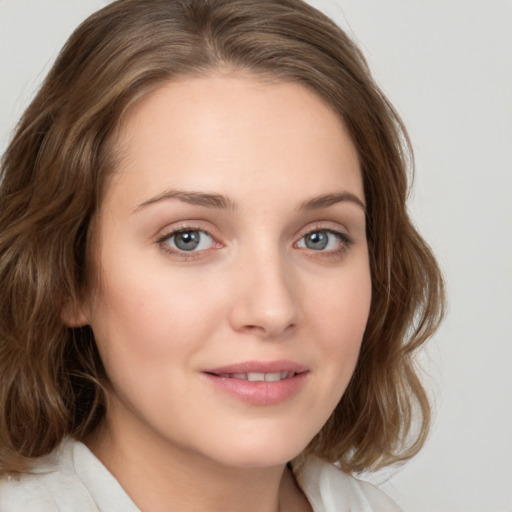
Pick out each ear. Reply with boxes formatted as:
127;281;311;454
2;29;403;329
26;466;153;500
61;298;90;328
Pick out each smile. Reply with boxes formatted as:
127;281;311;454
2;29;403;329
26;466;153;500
216;372;296;382
203;361;309;406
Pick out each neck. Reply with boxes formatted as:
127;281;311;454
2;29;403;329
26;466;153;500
86;417;311;512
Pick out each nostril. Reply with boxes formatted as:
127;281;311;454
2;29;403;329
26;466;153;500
241;322;297;337
244;324;263;332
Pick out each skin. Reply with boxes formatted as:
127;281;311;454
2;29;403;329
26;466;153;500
70;72;372;512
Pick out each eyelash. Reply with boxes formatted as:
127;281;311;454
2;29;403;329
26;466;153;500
156;224;219;260
295;226;354;258
156;224;353;259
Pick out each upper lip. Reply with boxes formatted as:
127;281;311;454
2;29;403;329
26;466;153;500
204;360;309;375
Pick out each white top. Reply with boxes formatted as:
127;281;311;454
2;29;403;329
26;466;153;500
0;438;401;511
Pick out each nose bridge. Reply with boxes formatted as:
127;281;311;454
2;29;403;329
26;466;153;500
229;238;299;338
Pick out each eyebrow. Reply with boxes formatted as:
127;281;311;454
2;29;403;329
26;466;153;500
298;192;366;212
134;189;238;212
134;189;365;213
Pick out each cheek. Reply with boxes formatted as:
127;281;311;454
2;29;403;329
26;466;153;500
88;265;223;370
309;264;372;374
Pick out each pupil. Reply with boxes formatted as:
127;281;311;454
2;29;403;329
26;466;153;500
175;231;200;251
306;231;328;250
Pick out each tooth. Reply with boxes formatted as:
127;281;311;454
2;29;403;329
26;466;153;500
247;372;265;382
280;371;289;379
265;372;281;382
233;373;247;380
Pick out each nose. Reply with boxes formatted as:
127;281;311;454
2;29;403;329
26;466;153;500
228;249;300;339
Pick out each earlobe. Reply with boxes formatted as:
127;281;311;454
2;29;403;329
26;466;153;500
61;299;89;328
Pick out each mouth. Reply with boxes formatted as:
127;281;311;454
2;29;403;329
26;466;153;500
204;360;308;376
202;361;309;405
211;371;298;382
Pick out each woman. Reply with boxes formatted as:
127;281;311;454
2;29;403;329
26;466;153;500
0;0;444;510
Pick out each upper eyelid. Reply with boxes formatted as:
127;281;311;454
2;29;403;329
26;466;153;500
296;228;353;246
156;222;218;241
160;227;212;239
296;222;352;239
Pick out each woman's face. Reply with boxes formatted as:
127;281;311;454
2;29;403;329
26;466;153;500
78;74;371;468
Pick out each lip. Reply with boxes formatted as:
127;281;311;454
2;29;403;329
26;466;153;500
205;360;309;375
202;360;309;406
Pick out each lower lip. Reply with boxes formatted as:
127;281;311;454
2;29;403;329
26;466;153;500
203;372;308;406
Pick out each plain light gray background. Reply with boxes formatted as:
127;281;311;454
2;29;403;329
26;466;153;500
1;1;511;511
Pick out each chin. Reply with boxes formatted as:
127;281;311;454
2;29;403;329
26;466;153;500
205;435;309;469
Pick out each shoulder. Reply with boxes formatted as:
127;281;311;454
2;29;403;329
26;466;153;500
293;456;403;512
0;438;98;512
0;441;77;511
0;438;138;512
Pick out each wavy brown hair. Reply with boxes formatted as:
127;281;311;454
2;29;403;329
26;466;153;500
0;0;444;475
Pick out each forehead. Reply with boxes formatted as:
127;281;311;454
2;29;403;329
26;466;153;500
105;72;362;210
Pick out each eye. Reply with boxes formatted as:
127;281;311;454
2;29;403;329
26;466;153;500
296;229;350;252
163;229;215;252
